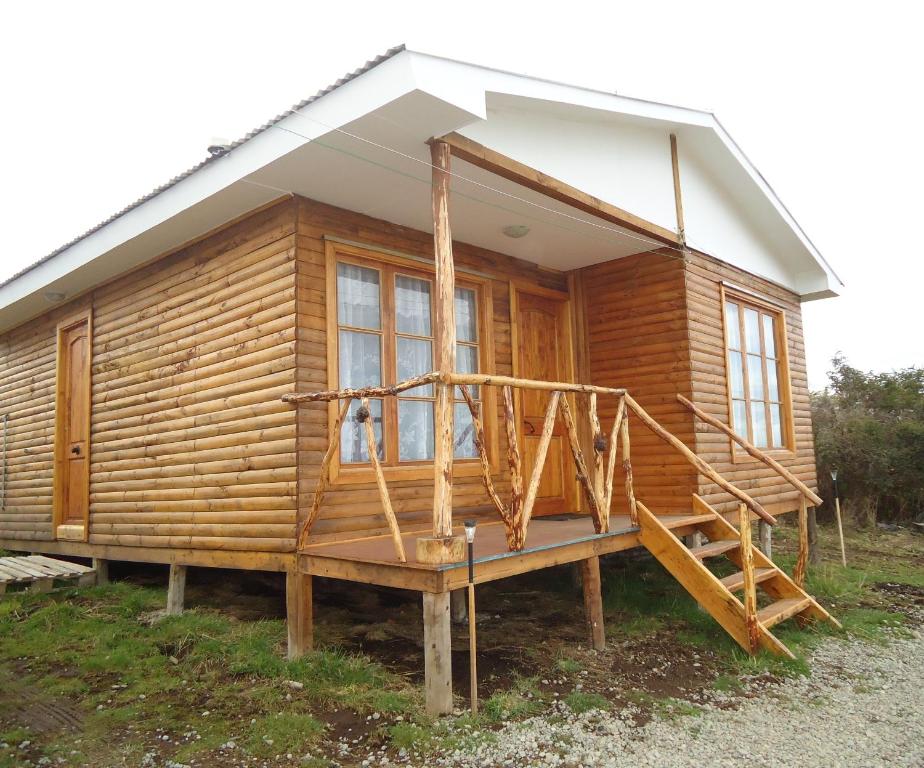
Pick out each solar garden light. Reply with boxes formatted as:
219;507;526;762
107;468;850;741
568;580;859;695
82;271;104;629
463;519;478;714
830;469;847;566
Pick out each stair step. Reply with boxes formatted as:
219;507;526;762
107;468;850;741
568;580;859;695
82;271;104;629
757;597;813;628
663;513;717;530
719;567;777;592
688;540;739;560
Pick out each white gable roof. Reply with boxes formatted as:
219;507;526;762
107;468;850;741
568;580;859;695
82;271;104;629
0;46;840;334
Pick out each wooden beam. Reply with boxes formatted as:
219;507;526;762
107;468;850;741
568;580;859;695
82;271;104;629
676;394;823;506
580;555;606;651
448;372;625;397
624;394;776;525
283;373;440;403
431;140;457;542
503;386;524;550
738;504;759;652
438;132;680;248
520;391;562;539
558;395;602;530
793;497;809;588
298;398;351;548
286;570;313;659
669;133;686;246
166;564;186;615
603;397;625;522
588;393;605;522
423;591;453;716
361;398;407;563
619;401;638;525
93;558;110;586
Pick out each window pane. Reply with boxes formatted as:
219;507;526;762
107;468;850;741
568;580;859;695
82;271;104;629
455;287;477;343
398;400;434;461
747;354;764;400
725;302;741;350
762;314;776;358
453;402;478;458
397;337;433;396
341;399;383;463
337;263;380;329
743;307;760;353
750;402;768;447
395;275;431;336
766;361;780;402
455;343;479;400
732;400;749;440
769;403;782;448
339;330;381;388
729;351;745;399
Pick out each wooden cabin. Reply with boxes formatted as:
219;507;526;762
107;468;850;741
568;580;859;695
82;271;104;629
0;47;842;714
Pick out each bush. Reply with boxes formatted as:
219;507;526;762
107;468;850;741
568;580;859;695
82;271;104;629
812;355;923;525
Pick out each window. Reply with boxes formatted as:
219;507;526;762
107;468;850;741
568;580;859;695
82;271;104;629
332;247;486;470
723;290;791;450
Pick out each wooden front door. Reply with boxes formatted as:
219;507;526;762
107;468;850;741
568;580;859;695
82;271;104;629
513;288;577;516
55;314;91;535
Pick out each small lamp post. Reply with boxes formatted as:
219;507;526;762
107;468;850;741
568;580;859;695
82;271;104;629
831;469;847;566
463;519;478;714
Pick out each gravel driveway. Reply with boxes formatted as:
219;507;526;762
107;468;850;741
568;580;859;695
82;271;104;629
418;626;923;768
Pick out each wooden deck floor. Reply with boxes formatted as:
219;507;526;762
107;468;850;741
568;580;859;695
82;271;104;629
300;513;709;593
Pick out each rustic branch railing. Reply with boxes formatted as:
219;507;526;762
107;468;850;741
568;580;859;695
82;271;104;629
286;371;806;558
675;393;822;585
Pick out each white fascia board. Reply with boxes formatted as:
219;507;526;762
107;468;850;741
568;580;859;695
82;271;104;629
0;52;421;319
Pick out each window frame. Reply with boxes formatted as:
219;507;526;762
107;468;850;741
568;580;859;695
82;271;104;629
719;284;796;458
324;240;497;485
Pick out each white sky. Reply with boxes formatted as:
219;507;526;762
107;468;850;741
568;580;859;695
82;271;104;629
2;1;921;389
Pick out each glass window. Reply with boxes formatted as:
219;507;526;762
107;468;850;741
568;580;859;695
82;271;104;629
335;254;483;467
724;293;789;450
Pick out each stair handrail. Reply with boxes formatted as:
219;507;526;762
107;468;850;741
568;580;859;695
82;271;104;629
622;394;777;526
676;394;822;507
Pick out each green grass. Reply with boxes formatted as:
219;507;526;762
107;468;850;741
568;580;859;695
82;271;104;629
0;582;420;765
564;691;609;714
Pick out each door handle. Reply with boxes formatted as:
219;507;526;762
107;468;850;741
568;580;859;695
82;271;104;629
71;445;81;456
524;420;536;435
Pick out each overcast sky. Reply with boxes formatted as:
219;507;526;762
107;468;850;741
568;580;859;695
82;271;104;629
2;1;921;389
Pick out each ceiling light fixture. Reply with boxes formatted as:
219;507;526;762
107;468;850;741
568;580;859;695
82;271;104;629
502;224;530;239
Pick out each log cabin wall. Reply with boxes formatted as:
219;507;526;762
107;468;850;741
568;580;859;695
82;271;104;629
683;250;818;516
577;250;698;516
0;198;300;553
295;195;569;544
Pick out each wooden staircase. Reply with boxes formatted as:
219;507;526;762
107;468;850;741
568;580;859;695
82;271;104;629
637;494;841;659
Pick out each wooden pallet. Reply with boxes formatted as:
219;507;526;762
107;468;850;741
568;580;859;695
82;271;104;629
0;555;96;594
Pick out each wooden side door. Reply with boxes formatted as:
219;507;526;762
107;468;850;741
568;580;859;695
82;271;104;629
55;313;91;538
512;287;577;516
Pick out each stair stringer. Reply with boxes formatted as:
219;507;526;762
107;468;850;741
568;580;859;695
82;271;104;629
635;502;794;658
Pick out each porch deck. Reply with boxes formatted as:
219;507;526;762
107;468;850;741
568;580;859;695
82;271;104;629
299;512;709;593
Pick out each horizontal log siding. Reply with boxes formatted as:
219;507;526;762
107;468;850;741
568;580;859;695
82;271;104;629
0;198;300;552
88;199;299;552
295;196;568;544
579;250;698;516
684;251;818;516
0;301;91;541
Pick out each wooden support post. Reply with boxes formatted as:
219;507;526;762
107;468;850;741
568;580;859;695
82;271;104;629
794;497;809;588
286;569;313;659
758;520;772;558
166;564;187;615
738;504;759;653
669;133;686;246
833;497;847;566
450;589;467;624
418;139;464;564
559;395;602;530
299;398;351;548
503;386;524;550
588;393;605;516
808;505;821;565
603;397;625;519
423;591;453;716
580;556;606;651
619;402;637;525
93;558;110;585
361;398;407;563
521;391;562;536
